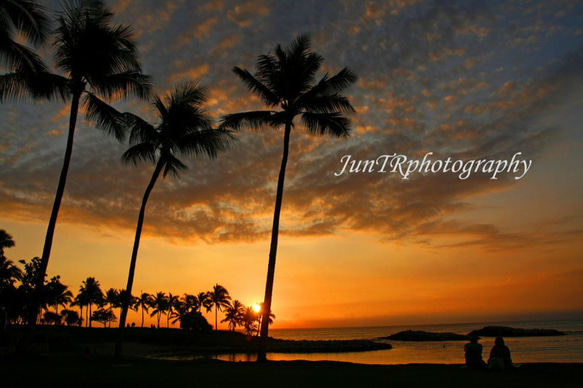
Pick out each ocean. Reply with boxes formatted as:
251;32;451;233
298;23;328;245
215;319;583;365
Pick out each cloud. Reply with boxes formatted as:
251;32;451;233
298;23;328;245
2;0;582;251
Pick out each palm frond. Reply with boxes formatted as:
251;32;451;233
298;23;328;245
121;142;157;166
89;71;151;101
122;112;158;145
176;128;237;160
300;94;355;114
233;66;279;107
161;152;188;178
301;112;352;138
0;72;68;102
83;92;126;140
1;0;51;46
218;110;279;131
0;37;48;73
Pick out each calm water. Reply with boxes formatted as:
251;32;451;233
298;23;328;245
159;319;583;365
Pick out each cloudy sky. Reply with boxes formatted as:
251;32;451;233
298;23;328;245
2;0;582;329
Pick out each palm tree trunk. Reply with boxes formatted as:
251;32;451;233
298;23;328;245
258;122;292;362
115;160;163;357
31;87;82;326
141;304;144;328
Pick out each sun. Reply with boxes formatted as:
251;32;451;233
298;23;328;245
252;303;261;313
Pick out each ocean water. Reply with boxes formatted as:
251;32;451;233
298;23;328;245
213;319;583;365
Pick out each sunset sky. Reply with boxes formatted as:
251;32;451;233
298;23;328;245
2;0;582;329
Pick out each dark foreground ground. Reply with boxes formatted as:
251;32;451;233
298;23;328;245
1;353;582;388
2;326;581;387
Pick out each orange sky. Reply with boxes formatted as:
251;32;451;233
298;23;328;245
2;0;583;329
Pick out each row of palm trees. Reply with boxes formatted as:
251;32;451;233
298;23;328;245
1;0;357;361
1;235;263;332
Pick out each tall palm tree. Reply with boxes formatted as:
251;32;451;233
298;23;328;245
114;81;233;356
207;283;231;331
149;291;167;329
135;291;152;328
0;0;52;100
219;34;356;361
77;276;103;327
20;0;150;326
166;293;179;328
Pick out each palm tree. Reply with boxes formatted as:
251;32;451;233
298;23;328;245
221;300;245;331
78;276;104;327
114;81;233;356
196;291;211;313
22;0;151;326
207;283;231;331
135;292;152;328
71;292;87;326
149;291;167;329
0;0;52;100
45;275;73;315
0;229;15;256
219;34;356;361
166;293;179;328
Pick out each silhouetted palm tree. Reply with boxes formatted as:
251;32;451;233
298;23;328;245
219;34;356;361
149;291;167;329
78;276;104;327
25;0;150;326
135;291;152;328
166;293;179;328
0;229;16;256
0;0;51;100
181;293;199;313
45;275;72;315
196;291;211;313
207;283;231;331
114;81;233;356
221;299;245;331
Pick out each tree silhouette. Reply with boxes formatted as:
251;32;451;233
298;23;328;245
166;293;179;328
0;230;21;331
135;292;152;328
0;0;52;100
78;277;104;327
0;230;16;256
60;308;80;326
221;299;245;331
114;81;233;356
18;0;151;326
220;34;356;361
45;275;73;315
149;291;168;329
196;291;211;313
207;283;231;331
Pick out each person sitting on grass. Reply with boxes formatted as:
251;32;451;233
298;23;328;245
464;335;486;369
488;336;514;370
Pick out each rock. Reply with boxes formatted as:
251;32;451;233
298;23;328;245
379;330;469;341
468;326;565;337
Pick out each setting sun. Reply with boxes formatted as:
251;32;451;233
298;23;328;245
252;304;261;313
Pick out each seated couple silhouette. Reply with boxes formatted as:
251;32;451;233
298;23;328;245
464;336;514;370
